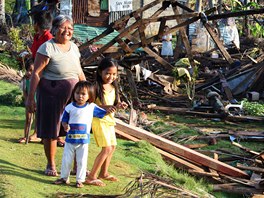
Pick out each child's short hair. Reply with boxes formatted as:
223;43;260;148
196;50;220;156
25;58;34;71
72;81;95;103
33;11;52;30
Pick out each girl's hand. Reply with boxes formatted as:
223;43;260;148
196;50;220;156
26;98;36;113
117;101;128;110
106;106;117;114
62;123;70;132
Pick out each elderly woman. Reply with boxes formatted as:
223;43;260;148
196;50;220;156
27;15;86;176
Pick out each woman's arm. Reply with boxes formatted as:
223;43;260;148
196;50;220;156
26;53;50;113
78;69;86;81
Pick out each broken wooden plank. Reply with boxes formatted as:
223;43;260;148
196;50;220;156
183;144;208;149
207;8;264;21
231;141;260;156
148;105;264;122
115;119;248;178
213;183;264;194
143;47;173;70
188;169;219;177
115;128;205;171
237;164;264;173
202;22;234;64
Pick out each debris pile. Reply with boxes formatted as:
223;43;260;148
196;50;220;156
78;0;264;196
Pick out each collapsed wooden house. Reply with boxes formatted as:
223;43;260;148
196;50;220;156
78;0;264;105
74;1;264;195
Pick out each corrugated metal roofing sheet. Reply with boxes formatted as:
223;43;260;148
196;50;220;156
73;24;119;45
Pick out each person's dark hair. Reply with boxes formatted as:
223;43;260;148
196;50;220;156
95;57;119;106
71;81;94;103
33;11;52;30
25;58;34;71
51;15;73;37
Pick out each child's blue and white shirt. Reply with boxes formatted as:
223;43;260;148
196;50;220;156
61;102;106;144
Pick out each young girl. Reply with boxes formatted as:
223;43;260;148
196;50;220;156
86;58;128;186
161;25;173;58
18;58;40;143
54;81;107;188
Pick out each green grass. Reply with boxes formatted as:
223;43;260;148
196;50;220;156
0;80;214;197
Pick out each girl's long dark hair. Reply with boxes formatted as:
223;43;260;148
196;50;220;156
95;58;119;106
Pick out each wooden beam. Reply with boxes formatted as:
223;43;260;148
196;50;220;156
115;119;249;178
112;0;164;29
171;1;194;13
188;169;219;177
207;8;264;21
237;164;264;173
158;18;167;40
213;184;264;194
115;38;133;53
115;128;205;171
142;13;200;23
172;4;195;68
143;47;173;70
202;22;234;64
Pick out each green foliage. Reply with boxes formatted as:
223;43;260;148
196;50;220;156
5;0;16;14
8;27;26;53
248;23;264;38
0;51;20;70
242;99;264;116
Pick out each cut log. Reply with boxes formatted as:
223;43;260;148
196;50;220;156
115;119;248;178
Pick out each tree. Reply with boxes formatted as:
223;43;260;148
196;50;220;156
0;0;5;28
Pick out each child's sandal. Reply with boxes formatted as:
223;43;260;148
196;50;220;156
54;178;70;185
76;181;84;188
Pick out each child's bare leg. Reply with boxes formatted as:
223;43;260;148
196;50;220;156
98;145;116;179
85;147;111;186
19;110;32;143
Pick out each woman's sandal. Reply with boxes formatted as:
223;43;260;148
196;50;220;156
54;178;70;185
45;166;58;177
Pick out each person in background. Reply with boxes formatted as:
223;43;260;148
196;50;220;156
54;81;108;188
85;58;128;186
25;10;54;143
161;25;173;60
18;58;39;143
31;10;53;60
26;15;86;176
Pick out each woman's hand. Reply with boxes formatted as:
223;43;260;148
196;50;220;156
26;98;36;113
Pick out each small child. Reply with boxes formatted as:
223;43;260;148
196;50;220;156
86;58;128;186
18;58;39;143
54;81;107;188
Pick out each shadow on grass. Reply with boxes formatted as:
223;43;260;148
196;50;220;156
0;160;51;184
0;119;24;130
